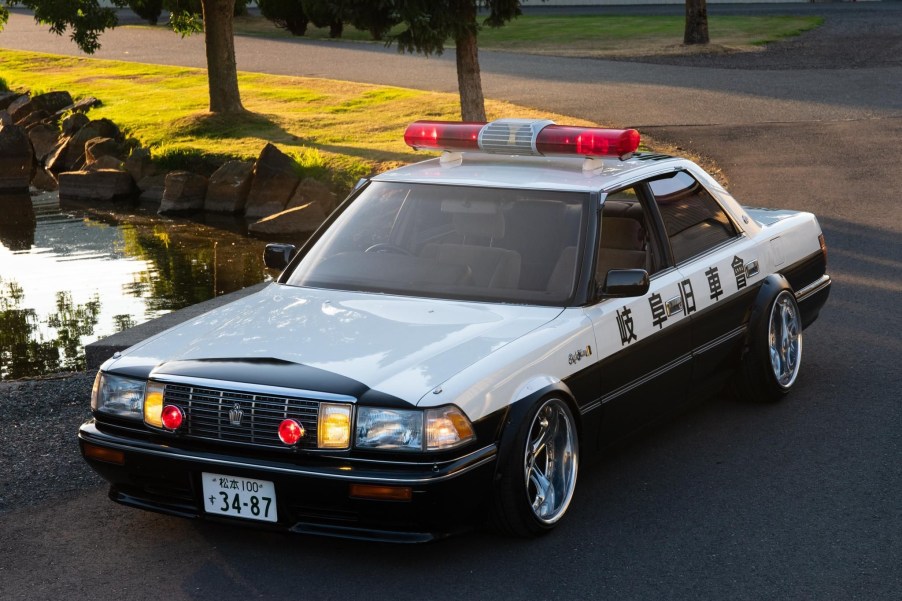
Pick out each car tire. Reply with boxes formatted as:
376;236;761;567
735;288;804;402
490;397;579;537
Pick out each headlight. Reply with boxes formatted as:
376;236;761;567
355;407;423;451
91;372;146;421
355;405;475;452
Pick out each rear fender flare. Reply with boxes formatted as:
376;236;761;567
740;273;792;359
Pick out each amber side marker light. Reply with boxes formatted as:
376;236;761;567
82;443;125;465
349;484;413;502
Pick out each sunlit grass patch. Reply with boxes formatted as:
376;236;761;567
0;49;596;192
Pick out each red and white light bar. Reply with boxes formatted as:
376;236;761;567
404;118;640;159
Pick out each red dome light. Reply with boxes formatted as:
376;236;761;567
161;405;184;430
278;419;305;446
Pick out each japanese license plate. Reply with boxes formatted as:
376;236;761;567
201;472;278;523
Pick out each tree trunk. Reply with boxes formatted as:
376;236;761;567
202;0;245;113
684;0;710;45
453;1;487;122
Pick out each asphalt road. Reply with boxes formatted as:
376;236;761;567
1;5;900;601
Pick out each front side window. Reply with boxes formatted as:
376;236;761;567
285;182;589;305
649;171;738;264
596;187;662;285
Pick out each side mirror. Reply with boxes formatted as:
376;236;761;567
263;243;298;270
600;269;649;298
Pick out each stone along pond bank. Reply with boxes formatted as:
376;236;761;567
0;88;339;238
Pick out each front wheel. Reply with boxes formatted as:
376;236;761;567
490;397;579;537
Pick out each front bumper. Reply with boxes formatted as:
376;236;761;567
78;420;497;542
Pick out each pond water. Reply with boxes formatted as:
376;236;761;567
0;192;274;380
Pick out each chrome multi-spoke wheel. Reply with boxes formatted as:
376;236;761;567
733;280;805;403
491;396;579;536
522;398;578;525
768;291;803;389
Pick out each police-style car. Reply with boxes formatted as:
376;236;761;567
80;119;831;542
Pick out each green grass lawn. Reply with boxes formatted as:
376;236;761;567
229;14;823;57
0;49;590;191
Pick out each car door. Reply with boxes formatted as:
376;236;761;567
576;185;694;443
645;169;762;395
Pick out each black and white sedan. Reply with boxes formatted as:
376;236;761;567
79;119;830;542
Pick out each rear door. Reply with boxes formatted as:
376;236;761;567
645;169;762;394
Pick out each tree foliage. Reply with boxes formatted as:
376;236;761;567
129;0;164;25
345;0;523;121
257;0;309;36
0;1;246;113
302;0;343;38
2;0;128;54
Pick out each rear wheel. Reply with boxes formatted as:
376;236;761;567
736;289;803;402
491;397;579;537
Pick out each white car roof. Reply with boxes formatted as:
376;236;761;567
373;152;684;193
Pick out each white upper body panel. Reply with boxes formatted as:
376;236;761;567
105;284;566;409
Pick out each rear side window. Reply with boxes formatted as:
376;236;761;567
649;171;737;264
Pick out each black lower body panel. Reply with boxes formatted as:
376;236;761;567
79;420;496;543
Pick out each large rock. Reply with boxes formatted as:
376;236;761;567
248;201;326;237
62;112;89;136
27;123;61;162
159;171;207;213
18;109;49;129
7;95;32;123
30;91;73;114
205;160;253;214
85;137;123;163
58;169;136;202
125;147;156;182
137;174;167;202
46;119;121;173
0;92;23;111
54;96;101;118
286;177;338;214
31;166;59;192
86;155;124;171
0;123;34;192
244;143;300;219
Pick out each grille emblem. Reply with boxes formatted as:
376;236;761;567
229;403;244;426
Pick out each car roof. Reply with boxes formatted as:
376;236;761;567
373;152;684;193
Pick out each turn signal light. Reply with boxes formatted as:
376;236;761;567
349;484;413;502
318;403;352;449
161;405;184;431
278;419;305;446
82;442;125;466
143;381;165;428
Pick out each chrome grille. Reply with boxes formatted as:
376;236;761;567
163;383;320;449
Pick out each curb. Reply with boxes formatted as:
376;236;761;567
85;281;269;369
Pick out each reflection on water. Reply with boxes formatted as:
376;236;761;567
0;192;273;379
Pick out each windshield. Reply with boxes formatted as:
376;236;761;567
285;182;589;305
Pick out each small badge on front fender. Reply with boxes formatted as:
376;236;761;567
568;345;593;365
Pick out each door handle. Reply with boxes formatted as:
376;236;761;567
665;296;683;316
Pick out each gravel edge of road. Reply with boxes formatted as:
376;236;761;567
0;371;103;514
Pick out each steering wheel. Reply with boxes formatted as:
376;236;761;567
364;242;411;255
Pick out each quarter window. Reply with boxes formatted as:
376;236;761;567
649;171;737;264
